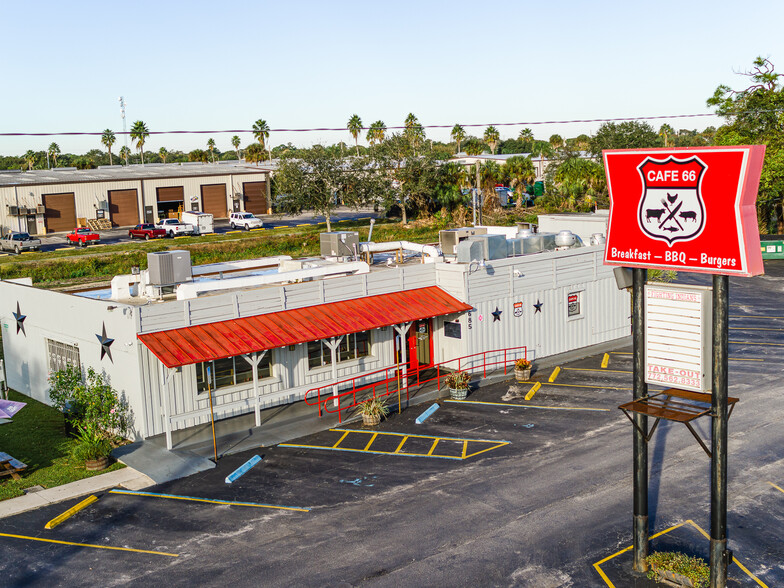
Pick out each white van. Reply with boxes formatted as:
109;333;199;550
181;211;214;235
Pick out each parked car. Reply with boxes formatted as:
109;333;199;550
155;218;196;237
0;231;41;253
229;212;263;230
66;227;100;247
128;223;166;240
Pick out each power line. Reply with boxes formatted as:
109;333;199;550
0;112;725;137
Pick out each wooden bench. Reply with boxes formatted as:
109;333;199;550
618;388;738;457
0;452;27;481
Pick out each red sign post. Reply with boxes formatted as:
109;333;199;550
603;146;766;276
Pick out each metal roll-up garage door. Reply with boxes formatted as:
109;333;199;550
201;184;227;218
157;186;184;202
42;192;77;233
242;181;267;215
108;189;139;227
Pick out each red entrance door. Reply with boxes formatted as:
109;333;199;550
407;319;433;372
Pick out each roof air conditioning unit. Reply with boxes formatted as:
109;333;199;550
439;227;488;255
320;231;359;258
147;250;192;286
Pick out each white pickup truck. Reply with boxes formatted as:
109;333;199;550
1;231;42;253
155;218;196;237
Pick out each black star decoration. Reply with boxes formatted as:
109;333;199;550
13;302;26;335
533;300;543;314
492;307;502;322
96;322;114;362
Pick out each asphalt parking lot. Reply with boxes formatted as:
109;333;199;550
1;265;783;587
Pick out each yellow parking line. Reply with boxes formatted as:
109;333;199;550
447;399;610;412
730;340;784;347
563;367;632;374
729;326;784;331
730;314;784;319
729;357;764;362
364;432;379;451
611;352;631;355
394;436;408;453
543;382;632;390
461;440;467;459
601;353;610;368
548;367;560;382
0;532;178;557
769;481;784;495
427;439;440;456
333;430;350;448
45;495;98;529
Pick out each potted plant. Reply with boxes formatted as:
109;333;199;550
71;423;113;471
357;396;389;426
645;551;709;588
514;358;532;382
445;370;471;400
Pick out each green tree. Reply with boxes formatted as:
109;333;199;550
484;126;500;155
588;121;661;155
347;114;363;156
119;145;131;165
464;138;484;156
24;150;36;170
129;120;150;164
367;120;387;147
101;129;116;165
207;138;216;162
434;162;468;211
231;135;241;160
451;124;466;154
404;113;426;156
658;124;675;147
502;155;536;206
708;57;784;231
188;149;208;163
48;142;60;167
549;134;564;151
159;146;168;163
252;119;271;160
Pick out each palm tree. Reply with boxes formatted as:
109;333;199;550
451;124;466;154
159;147;168;163
101;129;116;165
502;156;536;206
484;126;500;155
464;138;484;156
48;142;60;167
129;120;150;164
659;124;675;147
119;145;131;165
207;138;216;163
24;150;36;170
404;113;425;155
231;135;241;160
518;128;534;142
252;119;270;161
548;134;564;151
245;143;263;166
347;114;363;156
366;121;386;147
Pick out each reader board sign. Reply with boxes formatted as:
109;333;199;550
644;283;712;393
603;146;766;276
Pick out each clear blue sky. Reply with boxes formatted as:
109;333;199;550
2;0;783;156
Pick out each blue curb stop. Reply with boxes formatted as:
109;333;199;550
225;454;262;484
415;403;440;424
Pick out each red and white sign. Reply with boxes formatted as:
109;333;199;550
603;146;766;276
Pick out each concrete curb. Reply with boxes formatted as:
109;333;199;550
0;466;154;519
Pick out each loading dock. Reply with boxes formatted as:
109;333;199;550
42;192;76;233
200;184;227;218
156;186;184;220
107;189;140;227
242;181;268;215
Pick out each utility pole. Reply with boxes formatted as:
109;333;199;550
118;96;128;153
632;268;649;572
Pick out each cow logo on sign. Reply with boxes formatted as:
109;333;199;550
637;156;707;245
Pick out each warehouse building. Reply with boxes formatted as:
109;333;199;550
0;224;629;449
0;162;271;235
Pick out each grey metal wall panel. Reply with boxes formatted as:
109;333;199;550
189;297;236;326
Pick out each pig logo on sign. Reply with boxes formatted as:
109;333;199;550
637;156;707;245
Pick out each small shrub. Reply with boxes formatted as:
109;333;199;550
514;358;532;370
71;423;112;461
646;551;710;588
356;396;389;418
445;370;470;389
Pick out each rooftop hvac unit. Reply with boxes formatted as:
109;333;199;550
147;250;192;286
320;231;359;258
439;227;488;255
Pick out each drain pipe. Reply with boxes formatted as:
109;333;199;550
367;218;375;242
359;241;442;263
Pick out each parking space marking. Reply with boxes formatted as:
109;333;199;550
730;314;784;319
45;495;98;529
769;481;784;495
562;367;632;374
600;353;762;362
108;489;310;512
548;367;560;382
447;400;610;412
540;382;632;391
730;340;784;347
0;532;179;557
280;429;510;460
729;326;784;331
593;519;767;588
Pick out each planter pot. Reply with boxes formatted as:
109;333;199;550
514;368;532;382
653;568;695;587
450;387;468;400
85;456;109;471
362;413;381;426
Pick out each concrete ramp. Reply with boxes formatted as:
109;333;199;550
112;441;215;484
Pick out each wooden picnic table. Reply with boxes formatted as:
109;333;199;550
0;452;27;481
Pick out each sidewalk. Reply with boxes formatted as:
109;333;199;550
0;466;154;519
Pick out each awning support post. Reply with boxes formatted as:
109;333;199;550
242;351;267;428
323;336;344;408
160;364;176;450
393;322;412;406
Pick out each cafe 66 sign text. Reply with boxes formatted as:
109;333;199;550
603;146;766;276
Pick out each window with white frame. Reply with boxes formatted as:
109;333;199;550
196;353;272;394
46;339;81;374
307;331;371;369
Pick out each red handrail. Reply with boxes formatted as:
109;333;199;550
304;345;527;423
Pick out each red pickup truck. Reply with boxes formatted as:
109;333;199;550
129;223;166;240
66;227;100;247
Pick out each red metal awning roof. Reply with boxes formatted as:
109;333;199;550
138;286;471;368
